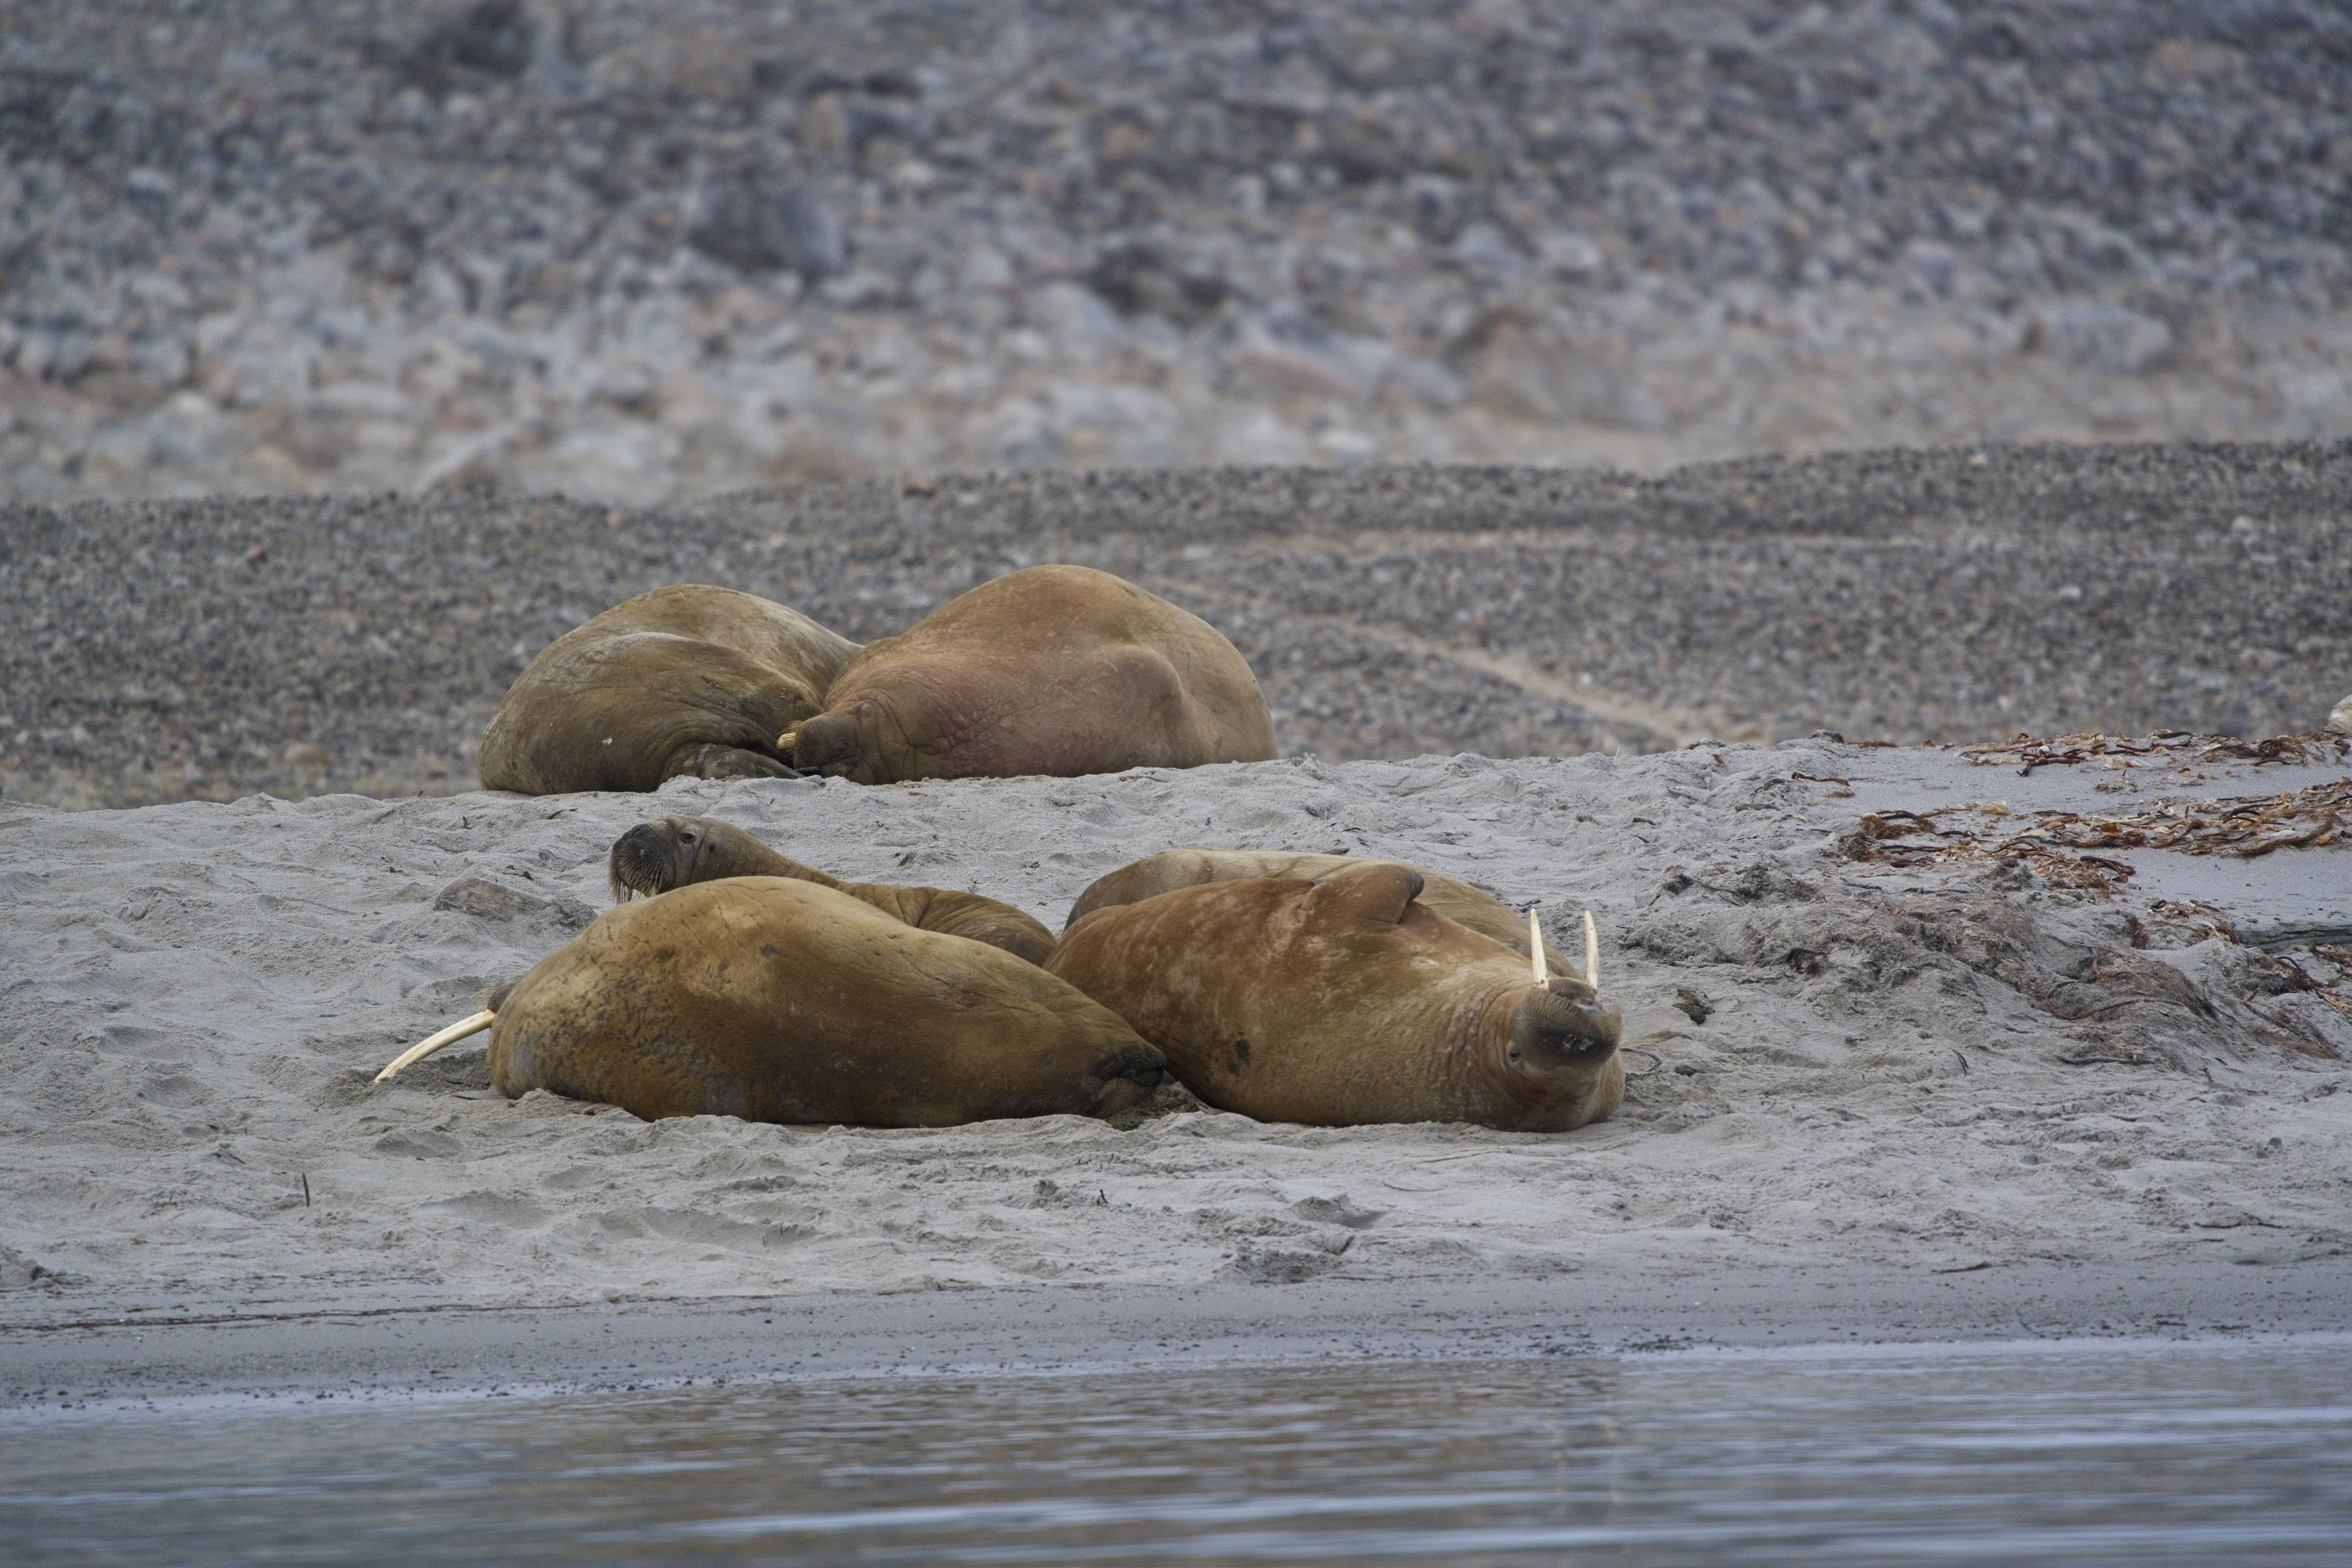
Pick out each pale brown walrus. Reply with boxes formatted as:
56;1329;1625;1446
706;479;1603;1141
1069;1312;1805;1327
377;877;1166;1125
1046;862;1622;1131
785;565;1278;783
607;816;1057;965
1065;847;1573;973
479;584;859;793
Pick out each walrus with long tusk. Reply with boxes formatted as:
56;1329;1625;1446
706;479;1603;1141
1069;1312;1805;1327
1045;862;1622;1131
608;816;1057;965
478;584;859;794
375;877;1166;1126
1064;847;1573;973
783;565;1278;784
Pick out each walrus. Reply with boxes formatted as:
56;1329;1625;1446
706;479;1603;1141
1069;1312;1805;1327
607;816;1057;965
1064;847;1573;972
1045;862;1622;1131
478;584;859;793
784;565;1278;784
375;877;1166;1125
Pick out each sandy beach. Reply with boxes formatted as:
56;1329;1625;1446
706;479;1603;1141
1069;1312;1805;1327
4;705;2347;1399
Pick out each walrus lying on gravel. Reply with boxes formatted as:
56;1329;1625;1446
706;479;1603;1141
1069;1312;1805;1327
785;565;1277;783
1047;862;1622;1131
1065;847;1573;972
608;815;1056;964
376;878;1165;1126
479;584;859;793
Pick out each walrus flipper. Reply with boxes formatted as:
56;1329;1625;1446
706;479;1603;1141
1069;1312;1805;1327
606;816;1055;965
663;742;802;783
872;887;1058;966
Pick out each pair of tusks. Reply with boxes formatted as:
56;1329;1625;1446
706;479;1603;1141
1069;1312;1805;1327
374;1008;495;1082
374;910;1603;1084
1531;907;1602;993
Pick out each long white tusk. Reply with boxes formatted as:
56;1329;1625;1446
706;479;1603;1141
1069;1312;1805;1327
1529;907;1548;987
1582;910;1600;993
375;1009;495;1082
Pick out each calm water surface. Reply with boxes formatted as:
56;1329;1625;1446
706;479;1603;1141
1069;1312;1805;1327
5;1336;2350;1566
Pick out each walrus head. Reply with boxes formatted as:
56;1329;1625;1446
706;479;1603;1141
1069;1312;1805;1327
1499;908;1622;1125
608;816;778;901
782;706;873;781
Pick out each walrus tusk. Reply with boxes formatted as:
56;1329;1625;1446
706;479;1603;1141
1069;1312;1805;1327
1582;910;1600;992
777;727;801;752
375;1009;495;1082
1529;907;1548;987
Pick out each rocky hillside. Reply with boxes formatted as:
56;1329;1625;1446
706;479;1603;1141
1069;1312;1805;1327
2;1;2349;501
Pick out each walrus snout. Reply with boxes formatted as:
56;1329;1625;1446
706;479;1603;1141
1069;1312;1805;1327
1086;1039;1169;1115
1508;980;1623;1071
787;710;867;779
608;820;685;902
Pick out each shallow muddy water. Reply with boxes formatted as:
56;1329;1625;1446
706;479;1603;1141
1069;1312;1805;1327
6;1335;2349;1566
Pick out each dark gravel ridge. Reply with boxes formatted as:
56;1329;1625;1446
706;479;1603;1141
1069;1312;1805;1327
5;441;2349;809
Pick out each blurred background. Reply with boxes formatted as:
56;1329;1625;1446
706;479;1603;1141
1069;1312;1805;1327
4;0;2348;503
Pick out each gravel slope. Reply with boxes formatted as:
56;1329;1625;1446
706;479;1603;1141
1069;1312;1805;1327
3;1;2349;499
5;442;2349;809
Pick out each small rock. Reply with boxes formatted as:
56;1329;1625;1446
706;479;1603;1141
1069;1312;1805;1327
689;170;845;281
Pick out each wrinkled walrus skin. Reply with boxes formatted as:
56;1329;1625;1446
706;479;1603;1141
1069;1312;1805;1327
488;878;1166;1126
1065;847;1572;973
479;584;860;794
789;565;1278;784
1045;863;1622;1131
607;816;1057;965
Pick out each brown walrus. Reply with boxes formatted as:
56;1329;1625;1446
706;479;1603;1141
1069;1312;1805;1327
1045;862;1622;1131
607;816;1056;965
785;565;1277;784
1065;847;1572;972
479;584;859;793
377;877;1166;1126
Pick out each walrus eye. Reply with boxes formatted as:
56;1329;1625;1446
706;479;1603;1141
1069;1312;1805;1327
680;830;698;845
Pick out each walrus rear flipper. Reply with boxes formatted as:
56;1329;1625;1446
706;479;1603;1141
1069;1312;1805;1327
662;741;802;783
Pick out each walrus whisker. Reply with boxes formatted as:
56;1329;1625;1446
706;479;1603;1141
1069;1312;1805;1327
374;1009;495;1082
1582;910;1600;992
1529;907;1548;987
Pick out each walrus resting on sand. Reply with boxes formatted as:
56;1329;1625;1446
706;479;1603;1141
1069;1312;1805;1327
479;584;859;793
607;816;1057;965
1065;847;1573;973
375;878;1165;1126
784;565;1278;784
1046;862;1621;1131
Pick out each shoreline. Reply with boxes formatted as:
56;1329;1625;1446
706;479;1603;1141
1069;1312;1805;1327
9;1259;2352;1410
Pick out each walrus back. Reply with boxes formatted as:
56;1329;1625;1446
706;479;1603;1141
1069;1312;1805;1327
479;586;857;794
796;566;1278;783
488;878;1161;1125
1064;847;1570;971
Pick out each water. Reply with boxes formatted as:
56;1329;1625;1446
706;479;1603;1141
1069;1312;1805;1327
6;1336;2350;1565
